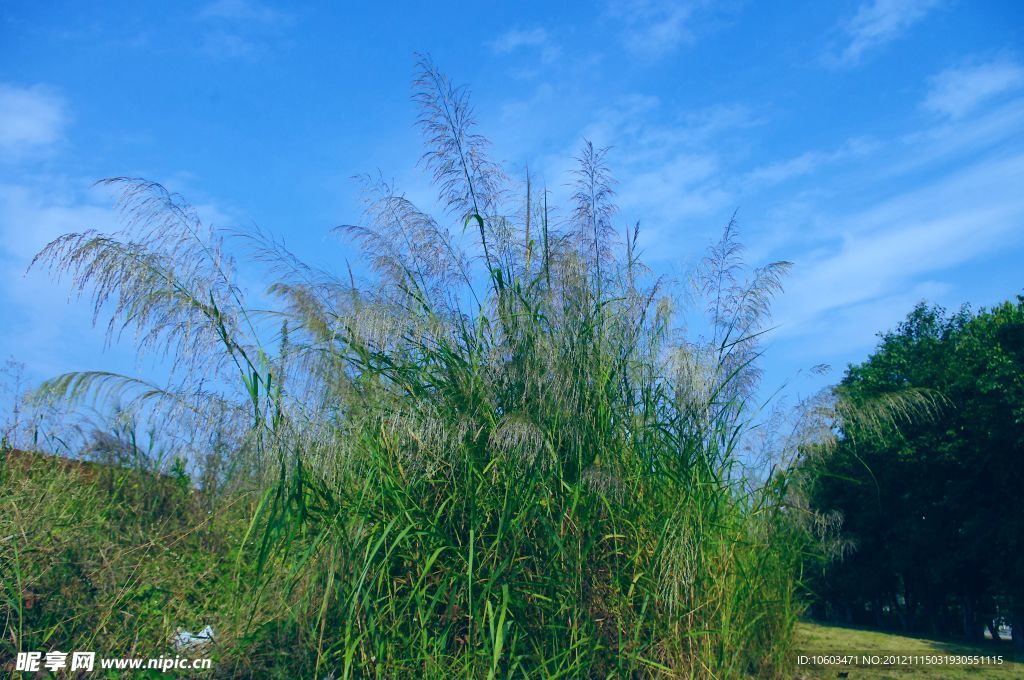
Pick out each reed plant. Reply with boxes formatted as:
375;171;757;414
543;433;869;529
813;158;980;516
17;57;816;678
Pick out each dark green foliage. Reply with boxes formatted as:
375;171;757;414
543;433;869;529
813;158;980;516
803;298;1024;642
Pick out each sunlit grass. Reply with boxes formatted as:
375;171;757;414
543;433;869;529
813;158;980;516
795;621;1024;679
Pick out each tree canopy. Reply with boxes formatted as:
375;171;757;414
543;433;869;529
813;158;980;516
803;297;1024;643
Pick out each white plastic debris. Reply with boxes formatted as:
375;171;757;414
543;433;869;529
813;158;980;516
171;625;215;653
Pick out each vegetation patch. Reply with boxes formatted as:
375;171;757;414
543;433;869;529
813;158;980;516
1;60;826;678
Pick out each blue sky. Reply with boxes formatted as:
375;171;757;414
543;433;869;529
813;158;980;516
1;0;1023;409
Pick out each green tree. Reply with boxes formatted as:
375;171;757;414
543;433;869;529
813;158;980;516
804;297;1024;644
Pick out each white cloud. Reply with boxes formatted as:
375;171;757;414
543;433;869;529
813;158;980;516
886;97;1024;178
619;153;727;224
490;27;561;65
607;0;698;58
923;57;1024;119
0;84;67;161
775;280;952;359
746;137;879;186
196;0;289;60
748;152;825;187
774;151;1024;339
835;0;941;66
0;180;118;262
491;28;548;54
0;179;123;378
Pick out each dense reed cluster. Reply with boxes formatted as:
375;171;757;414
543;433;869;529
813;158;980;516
17;58;816;677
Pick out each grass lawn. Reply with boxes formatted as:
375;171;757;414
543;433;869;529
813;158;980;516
794;621;1024;678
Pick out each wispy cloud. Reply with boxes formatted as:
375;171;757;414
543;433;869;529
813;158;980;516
887;97;1024;178
606;0;698;59
0;84;67;161
491;28;547;54
776;280;952;359
746;137;879;186
736;88;1024;379
771;138;1024;356
489;27;560;64
196;0;289;60
923;56;1024;119
833;0;941;66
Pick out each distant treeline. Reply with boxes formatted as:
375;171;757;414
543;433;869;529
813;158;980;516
800;297;1024;645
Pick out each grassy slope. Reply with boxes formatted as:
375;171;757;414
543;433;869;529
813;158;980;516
795;622;1024;679
0;449;283;677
